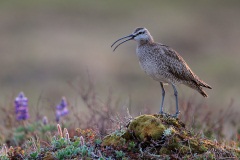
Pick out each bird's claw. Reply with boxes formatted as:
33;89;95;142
173;111;180;118
159;111;180;118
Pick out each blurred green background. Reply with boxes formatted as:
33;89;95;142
0;0;240;117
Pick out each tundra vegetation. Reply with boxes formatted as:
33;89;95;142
0;79;239;160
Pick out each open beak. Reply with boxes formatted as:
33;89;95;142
111;34;134;52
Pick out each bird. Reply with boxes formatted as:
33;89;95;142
111;27;212;118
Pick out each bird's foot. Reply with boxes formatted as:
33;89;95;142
159;111;167;115
172;111;180;118
159;111;172;117
159;111;180;118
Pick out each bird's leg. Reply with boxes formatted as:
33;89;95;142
159;82;165;115
171;84;180;118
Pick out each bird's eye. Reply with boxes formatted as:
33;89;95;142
139;31;144;34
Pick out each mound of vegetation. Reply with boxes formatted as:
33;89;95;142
102;114;240;159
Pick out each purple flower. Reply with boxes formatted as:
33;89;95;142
15;92;29;121
55;97;69;122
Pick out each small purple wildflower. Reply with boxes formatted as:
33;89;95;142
15;92;29;121
55;97;69;122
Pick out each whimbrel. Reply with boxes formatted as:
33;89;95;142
111;27;212;117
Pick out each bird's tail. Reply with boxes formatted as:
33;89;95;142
198;79;212;89
185;79;212;97
196;86;208;97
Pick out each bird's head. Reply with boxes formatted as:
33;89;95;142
111;27;153;51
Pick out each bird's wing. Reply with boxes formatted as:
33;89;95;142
160;44;197;82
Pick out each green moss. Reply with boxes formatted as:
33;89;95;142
168;136;182;150
129;115;166;141
187;139;209;153
101;133;126;147
165;117;180;127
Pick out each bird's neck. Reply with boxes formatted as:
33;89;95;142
137;38;154;46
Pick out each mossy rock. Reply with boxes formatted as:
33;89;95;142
102;114;240;159
128;115;166;141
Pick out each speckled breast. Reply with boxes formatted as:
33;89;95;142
137;50;169;83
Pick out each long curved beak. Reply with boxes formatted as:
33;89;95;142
111;34;134;52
